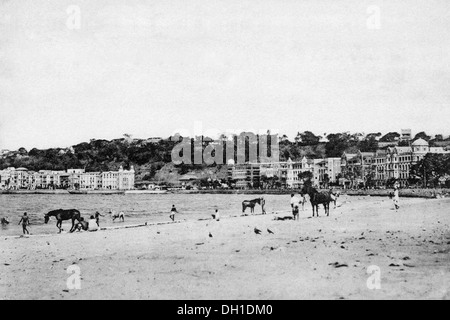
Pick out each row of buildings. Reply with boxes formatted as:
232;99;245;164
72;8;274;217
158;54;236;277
228;157;342;189
228;138;450;189
341;138;449;187
0;166;135;191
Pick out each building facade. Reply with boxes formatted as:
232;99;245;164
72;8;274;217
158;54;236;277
0;166;135;190
227;156;341;189
341;138;450;187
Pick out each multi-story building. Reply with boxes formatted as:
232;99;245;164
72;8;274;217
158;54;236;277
227;163;261;189
340;151;376;187
228;156;341;189
345;138;450;187
327;158;342;184
0;166;135;190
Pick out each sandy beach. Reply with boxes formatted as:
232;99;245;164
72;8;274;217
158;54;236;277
1;196;449;300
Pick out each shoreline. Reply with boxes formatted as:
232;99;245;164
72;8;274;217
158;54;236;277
1;188;448;199
1;196;450;299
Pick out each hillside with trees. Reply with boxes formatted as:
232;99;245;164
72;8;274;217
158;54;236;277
1;131;449;185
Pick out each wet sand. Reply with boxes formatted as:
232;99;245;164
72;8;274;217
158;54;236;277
1;196;449;300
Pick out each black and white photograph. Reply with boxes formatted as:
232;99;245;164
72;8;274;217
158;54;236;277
1;0;450;302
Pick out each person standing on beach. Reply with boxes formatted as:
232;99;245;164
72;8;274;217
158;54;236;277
18;212;30;235
169;205;178;221
393;186;400;210
292;205;299;220
94;211;104;227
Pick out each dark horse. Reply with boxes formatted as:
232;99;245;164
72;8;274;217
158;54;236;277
301;185;333;217
44;209;82;233
242;198;266;214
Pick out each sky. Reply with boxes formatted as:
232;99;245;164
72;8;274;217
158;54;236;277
1;0;450;150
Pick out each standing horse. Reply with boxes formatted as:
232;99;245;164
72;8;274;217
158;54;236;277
44;209;82;233
242;198;266;214
301;185;333;217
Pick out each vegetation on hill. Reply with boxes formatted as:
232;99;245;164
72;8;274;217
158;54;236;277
1;131;449;185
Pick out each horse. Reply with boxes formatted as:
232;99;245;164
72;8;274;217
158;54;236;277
44;209;82;233
242;198;266;214
301;185;333;217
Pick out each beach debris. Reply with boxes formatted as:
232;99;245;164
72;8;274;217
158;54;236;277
267;228;274;234
209;232;213;238
195;243;204;246
254;228;262;235
329;262;348;268
389;263;401;267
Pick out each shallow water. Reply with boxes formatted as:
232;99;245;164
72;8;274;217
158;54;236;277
0;193;294;236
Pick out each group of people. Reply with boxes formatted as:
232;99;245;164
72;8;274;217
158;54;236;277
75;210;125;232
1;213;32;235
1;209;127;235
1;213;31;235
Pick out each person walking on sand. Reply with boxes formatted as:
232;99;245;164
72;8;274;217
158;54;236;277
169;205;178;221
393;185;400;210
293;205;299;221
18;212;30;235
94;211;104;227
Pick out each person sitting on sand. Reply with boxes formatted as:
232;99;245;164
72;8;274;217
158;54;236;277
75;217;89;232
88;215;99;232
18;212;30;235
1;217;9;225
169;205;177;221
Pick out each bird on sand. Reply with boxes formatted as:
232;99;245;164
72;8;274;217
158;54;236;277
254;228;262;235
267;228;274;234
209;232;213;238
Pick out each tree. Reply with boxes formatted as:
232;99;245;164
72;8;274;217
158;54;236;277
380;132;400;142
358;133;379;152
325;133;353;157
18;147;28;156
298;171;313;186
410;153;450;187
413;131;431;141
299;131;321;146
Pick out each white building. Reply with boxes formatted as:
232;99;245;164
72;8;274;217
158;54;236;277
0;166;135;190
